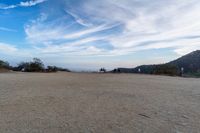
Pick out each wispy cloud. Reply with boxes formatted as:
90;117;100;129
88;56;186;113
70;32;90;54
0;27;17;32
0;0;47;9
26;0;200;57
67;0;200;55
24;13;118;44
0;43;18;53
65;10;92;27
20;0;47;7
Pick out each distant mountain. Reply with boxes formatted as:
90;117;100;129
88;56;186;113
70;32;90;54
112;50;200;76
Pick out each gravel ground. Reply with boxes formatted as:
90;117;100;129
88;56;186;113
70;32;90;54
0;72;200;133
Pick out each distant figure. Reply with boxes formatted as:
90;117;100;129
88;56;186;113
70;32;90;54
138;68;141;73
181;67;184;76
21;68;25;72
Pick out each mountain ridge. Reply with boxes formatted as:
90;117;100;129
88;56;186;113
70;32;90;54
112;50;200;76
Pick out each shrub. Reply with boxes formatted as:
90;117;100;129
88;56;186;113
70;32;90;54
153;64;179;76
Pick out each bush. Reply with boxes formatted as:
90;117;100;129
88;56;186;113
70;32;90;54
153;64;179;76
46;66;58;72
46;66;70;72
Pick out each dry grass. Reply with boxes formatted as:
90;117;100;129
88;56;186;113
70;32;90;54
0;72;200;133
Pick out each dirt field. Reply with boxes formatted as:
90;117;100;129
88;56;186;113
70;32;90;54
0;72;200;133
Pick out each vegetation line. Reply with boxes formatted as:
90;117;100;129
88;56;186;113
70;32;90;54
0;58;70;73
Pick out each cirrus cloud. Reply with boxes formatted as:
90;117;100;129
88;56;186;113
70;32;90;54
24;0;200;56
0;0;47;9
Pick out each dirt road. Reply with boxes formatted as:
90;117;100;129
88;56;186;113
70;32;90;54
0;72;200;133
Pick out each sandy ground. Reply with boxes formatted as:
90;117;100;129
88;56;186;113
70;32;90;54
0;72;200;133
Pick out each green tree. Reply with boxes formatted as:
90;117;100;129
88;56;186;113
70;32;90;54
15;58;44;72
29;58;44;72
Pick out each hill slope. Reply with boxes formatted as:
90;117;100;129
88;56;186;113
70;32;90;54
112;50;200;75
168;50;200;73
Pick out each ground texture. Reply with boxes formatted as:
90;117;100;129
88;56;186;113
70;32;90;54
0;72;200;133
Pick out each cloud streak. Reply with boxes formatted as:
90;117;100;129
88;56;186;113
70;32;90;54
0;27;16;32
0;0;47;9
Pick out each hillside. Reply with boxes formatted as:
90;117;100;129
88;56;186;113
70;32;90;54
168;50;200;73
112;50;200;76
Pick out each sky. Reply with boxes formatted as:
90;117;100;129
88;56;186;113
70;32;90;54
0;0;200;71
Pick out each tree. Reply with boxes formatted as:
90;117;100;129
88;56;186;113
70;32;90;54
99;68;106;73
16;62;30;71
29;58;44;72
14;58;45;72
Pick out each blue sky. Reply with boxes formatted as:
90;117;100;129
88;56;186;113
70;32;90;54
0;0;200;70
